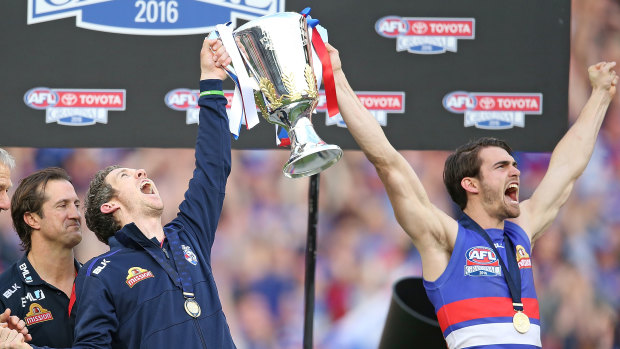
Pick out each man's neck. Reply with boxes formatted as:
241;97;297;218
463;206;505;230
27;244;76;296
130;216;165;243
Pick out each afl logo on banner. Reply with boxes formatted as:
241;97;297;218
27;0;285;36
443;91;543;130
24;87;126;126
375;17;475;54
165;89;198;111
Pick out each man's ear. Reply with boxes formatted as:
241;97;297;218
100;202;119;215
23;212;40;230
461;177;479;194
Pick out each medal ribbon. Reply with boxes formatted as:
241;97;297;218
458;213;523;312
165;229;197;301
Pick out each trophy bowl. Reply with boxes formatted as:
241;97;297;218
232;12;343;178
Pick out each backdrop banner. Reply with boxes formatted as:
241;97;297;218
1;0;569;151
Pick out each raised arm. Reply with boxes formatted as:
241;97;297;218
174;38;232;256
517;62;618;241
326;44;457;280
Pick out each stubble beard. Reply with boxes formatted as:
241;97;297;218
481;182;520;221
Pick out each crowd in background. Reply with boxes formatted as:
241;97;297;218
2;0;620;347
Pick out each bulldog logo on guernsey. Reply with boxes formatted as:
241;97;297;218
375;16;475;54
24;303;53;326
125;267;154;288
465;246;502;276
516;245;532;269
443;91;543;130
24;87;126;126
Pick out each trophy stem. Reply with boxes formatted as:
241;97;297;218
283;118;343;178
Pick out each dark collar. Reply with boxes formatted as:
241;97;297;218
15;253;81;285
113;222;161;250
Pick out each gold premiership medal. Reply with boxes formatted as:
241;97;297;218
513;311;530;334
184;298;201;318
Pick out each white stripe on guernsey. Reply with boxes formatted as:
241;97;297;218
446;323;541;349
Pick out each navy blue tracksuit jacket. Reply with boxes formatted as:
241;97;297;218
68;80;236;349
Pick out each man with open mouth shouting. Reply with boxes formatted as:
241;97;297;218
0;37;238;349
327;40;617;349
71;37;236;349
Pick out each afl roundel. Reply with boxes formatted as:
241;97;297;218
165;89;197;111
24;87;59;110
466;246;497;265
375;16;407;38
443;91;476;113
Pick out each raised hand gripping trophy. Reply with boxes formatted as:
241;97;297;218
213;11;342;178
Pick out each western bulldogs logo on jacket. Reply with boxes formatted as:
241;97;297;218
182;245;198;266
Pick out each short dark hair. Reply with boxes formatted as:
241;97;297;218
11;167;72;252
85;165;121;245
443;137;513;210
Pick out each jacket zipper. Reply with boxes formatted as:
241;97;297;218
193;318;208;348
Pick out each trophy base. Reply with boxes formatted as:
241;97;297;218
283;144;343;178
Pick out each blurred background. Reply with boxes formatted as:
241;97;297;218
2;0;620;347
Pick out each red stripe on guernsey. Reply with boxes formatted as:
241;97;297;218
437;297;539;332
